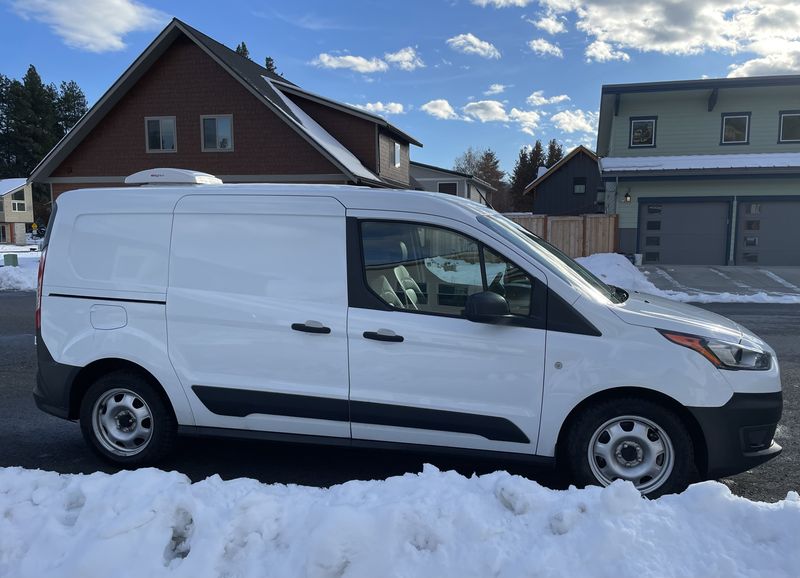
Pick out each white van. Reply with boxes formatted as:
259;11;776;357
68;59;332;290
34;169;782;496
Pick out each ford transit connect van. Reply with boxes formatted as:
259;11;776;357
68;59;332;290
34;169;783;496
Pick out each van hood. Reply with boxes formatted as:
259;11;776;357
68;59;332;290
610;291;743;342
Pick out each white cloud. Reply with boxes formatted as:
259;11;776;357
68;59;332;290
11;0;167;52
471;0;533;6
551;109;599;135
421;99;461;120
538;0;800;75
532;15;566;34
384;47;425;71
313;53;388;73
463;100;508;122
484;83;510;95
352;102;406;115
526;90;570;106
446;33;501;59
528;38;563;58
585;40;629;63
509;108;541;135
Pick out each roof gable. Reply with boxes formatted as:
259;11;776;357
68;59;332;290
30;18;407;186
523;145;597;195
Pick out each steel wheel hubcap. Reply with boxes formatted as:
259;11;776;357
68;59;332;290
92;388;153;456
588;415;674;494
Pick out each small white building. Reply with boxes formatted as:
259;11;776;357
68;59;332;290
409;161;494;206
0;179;34;245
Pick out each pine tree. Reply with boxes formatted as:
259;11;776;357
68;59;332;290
265;56;277;74
545;139;564;168
508;147;532;211
474;149;504;193
55;80;87;136
7;66;59;176
235;42;250;59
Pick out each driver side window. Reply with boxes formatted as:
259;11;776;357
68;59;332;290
360;221;533;319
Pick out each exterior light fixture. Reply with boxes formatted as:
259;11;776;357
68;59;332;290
623;191;632;203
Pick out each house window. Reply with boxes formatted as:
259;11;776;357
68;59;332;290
201;115;234;151
573;177;586;194
721;113;750;144
630;117;656;147
779;111;800;143
393;142;401;168
145;117;176;152
11;190;25;212
437;182;458;196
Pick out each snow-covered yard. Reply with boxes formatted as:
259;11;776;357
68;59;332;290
0;248;39;291
0;466;798;578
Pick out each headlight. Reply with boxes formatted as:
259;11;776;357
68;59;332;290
659;330;771;371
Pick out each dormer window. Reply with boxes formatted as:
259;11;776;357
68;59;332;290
629;117;656;148
721;113;750;145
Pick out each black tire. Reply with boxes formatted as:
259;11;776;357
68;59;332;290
564;397;696;498
79;370;177;465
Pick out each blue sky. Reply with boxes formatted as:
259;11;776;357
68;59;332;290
2;0;799;174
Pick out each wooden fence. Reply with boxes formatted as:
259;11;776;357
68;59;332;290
503;213;618;258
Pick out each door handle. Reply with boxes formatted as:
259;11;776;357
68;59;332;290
363;329;404;343
291;321;331;334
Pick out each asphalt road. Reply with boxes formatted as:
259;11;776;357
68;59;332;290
1;291;797;501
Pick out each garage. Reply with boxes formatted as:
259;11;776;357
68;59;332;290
638;200;729;265
735;199;800;266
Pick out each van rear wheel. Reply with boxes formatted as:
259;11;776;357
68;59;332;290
79;371;177;465
565;398;695;497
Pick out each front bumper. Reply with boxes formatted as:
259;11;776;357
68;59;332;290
688;391;783;479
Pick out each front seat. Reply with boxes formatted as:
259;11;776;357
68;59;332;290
368;275;405;309
394;242;425;309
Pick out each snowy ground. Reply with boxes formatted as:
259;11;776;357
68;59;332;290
577;253;800;304
0;248;38;291
1;466;798;578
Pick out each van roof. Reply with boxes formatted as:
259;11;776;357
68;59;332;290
56;183;494;220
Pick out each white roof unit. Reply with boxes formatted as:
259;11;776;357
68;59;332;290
124;168;223;185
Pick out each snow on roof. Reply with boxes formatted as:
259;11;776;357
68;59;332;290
265;77;381;183
600;152;800;172
0;178;26;196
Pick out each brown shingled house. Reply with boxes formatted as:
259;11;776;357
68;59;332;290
30;18;422;200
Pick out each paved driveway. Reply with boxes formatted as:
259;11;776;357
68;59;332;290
0;292;796;501
641;265;800;296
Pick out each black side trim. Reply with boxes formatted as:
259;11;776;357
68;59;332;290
191;385;530;443
178;425;554;465
192;385;349;421
34;329;79;421
351;401;529;444
546;289;602;336
49;293;166;305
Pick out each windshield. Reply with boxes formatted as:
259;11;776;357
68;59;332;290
478;213;624;304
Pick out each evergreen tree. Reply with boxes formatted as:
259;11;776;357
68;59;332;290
529;139;545;172
235;42;250;59
508;147;532;211
6;66;59;176
265;56;277;74
474;148;504;193
55;80;88;135
0;74;12;177
545;139;564;168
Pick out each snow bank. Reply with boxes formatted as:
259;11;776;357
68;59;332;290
0;254;38;291
1;466;798;578
577;253;800;304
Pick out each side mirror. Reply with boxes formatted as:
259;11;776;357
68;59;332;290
464;291;512;323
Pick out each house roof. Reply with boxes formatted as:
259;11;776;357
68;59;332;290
601;75;800;96
29;18;417;187
409;161;496;191
522;145;597;195
599;152;800;176
0;178;26;196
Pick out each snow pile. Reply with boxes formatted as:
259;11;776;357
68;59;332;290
577;253;800;304
0;254;38;291
1;466;799;578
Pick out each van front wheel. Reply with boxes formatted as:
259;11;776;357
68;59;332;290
79;371;177;465
565;398;695;497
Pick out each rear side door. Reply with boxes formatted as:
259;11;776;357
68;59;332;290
167;195;350;438
346;212;548;454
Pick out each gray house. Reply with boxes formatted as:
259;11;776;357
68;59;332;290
597;75;800;265
409;161;494;206
523;145;602;215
